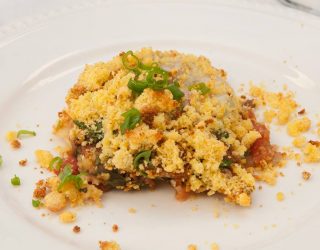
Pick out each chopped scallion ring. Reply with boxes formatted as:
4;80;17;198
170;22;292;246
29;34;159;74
133;150;152;168
49;156;63;171
11;175;21;186
188;82;211;95
122;51;140;70
17;130;36;138
120;108;141;134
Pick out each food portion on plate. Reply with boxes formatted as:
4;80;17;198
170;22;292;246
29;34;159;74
32;48;284;211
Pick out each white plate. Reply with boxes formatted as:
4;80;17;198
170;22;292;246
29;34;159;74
1;1;320;249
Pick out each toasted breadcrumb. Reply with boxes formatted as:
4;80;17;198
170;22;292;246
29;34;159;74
6;131;17;142
73;225;81;233
19;159;27;166
59;211;77;223
10;140;21;149
287;117;311;137
187;244;197;250
128;208;136;214
34;150;53;169
302;171;311;181
303;143;320;163
211;242;220;250
292;136;306;148
112;224;119;232
44;191;67;212
276;192;285;202
99;241;121;250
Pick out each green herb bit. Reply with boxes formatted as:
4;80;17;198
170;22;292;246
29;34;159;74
32;199;41;208
49;156;63;171
122;51;140;70
146;67;169;84
219;157;233;170
120;108;141;135
133;150;152;168
17;130;36;139
0;155;3;166
128;79;149;94
74;120;87;130
166;83;185;100
11;175;21;186
74;120;104;144
188;82;211;95
215;130;229;140
58;165;83;191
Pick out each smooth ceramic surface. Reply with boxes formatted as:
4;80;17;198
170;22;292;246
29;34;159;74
0;1;320;249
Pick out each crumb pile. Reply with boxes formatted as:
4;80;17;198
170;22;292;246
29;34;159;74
33;48;283;210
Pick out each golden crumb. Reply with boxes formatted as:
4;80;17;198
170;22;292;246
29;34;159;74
187;244;197;250
10;139;21;149
44;191;67;212
6;131;17;142
99;241;121;250
276;192;285;202
279;172;285;177
112;224;119;233
34;150;53;169
73;225;81;233
59;211;77;223
211;243;220;250
302;171;311;181
19;159;27;166
128;208;136;214
287;117;311;137
292;136;306;148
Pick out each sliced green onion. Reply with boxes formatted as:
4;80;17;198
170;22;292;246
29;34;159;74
128;79;149;93
49;157;63;171
17;130;36;138
120;108;141;135
188;82;211;95
166;84;185;100
122;51;140;70
146;67;169;84
0;155;3;166
32;199;41;208
11;175;21;186
58;165;83;191
133;150;152;168
219;157;232;170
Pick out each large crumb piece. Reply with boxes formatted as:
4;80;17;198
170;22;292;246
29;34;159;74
276;192;285;202
187;244;197;250
303;143;320;163
292;136;306;148
99;241;121;250
44;191;67;212
59;211;77;223
287;117;311;137
35;150;53;169
302;171;311;181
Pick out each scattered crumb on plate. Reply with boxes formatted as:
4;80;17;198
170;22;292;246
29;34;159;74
187;244;197;250
73;225;81;233
112;224;119;233
128;208;136;214
276;192;285;202
19;159;27;166
302;171;311;181
59;211;77;223
211;242;220;250
99;240;121;250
